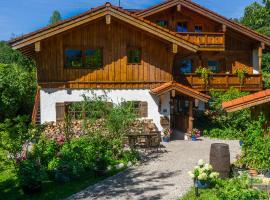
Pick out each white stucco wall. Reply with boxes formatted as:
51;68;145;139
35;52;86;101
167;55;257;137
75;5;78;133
252;49;260;74
40;89;170;131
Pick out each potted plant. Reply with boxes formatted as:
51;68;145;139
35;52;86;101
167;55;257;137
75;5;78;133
190;128;201;141
188;159;219;189
235;67;248;86
195;67;212;88
162;128;172;142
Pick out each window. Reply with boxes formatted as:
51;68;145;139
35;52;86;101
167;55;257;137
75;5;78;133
179;59;193;74
64;49;83;67
195;25;203;33
127;48;142;64
208;60;221;73
176;22;188;32
85;49;103;68
64;48;103;68
156;20;168;28
124;101;148;118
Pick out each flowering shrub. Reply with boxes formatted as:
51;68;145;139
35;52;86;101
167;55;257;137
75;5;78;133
163;128;172;137
188;159;219;182
191;128;201;138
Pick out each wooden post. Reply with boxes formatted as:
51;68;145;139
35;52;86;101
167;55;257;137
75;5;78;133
35;41;41;52
172;43;178;54
188;99;194;133
106;14;111;25
258;46;263;73
177;4;181;12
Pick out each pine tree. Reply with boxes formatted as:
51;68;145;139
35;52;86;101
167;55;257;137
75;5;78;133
49;10;62;25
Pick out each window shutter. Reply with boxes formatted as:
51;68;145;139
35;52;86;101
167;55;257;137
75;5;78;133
139;101;148;118
56;103;67;123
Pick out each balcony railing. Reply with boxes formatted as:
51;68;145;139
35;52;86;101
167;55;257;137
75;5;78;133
176;32;225;50
174;73;263;91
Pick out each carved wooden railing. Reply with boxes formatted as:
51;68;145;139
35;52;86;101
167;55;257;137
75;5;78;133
175;73;263;91
176;32;225;49
31;87;40;124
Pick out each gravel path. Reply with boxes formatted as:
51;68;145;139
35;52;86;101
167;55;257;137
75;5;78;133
67;138;240;200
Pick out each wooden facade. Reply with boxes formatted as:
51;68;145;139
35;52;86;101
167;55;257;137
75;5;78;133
11;2;270;92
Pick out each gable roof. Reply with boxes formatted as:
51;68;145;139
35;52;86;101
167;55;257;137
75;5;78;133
10;2;198;56
222;89;270;112
137;0;270;46
150;81;210;102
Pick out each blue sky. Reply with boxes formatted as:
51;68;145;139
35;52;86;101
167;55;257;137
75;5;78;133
0;0;260;41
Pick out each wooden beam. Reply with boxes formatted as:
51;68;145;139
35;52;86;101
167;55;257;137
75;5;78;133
188;99;194;133
258;46;263;72
222;24;226;32
171;89;176;97
177;4;181;12
35;41;41;52
106;14;111;25
172;43;178;54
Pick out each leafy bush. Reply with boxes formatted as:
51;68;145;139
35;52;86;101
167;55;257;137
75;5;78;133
237;114;270;170
181;174;269;200
0;64;36;121
202;87;251;139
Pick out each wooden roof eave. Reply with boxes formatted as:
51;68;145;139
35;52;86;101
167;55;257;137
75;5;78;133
11;4;199;54
137;0;270;46
150;82;210;102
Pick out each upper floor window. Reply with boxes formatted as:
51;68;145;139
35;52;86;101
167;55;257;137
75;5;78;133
208;60;221;73
85;49;103;68
195;25;203;33
64;48;103;68
156;20;168;28
127;47;142;64
65;49;83;68
176;22;188;32
179;59;193;74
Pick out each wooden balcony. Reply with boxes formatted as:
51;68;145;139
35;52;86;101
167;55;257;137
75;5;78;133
176;32;225;51
175;73;263;91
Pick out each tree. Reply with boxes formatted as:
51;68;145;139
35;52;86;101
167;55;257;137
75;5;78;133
49;10;62;25
240;1;270;88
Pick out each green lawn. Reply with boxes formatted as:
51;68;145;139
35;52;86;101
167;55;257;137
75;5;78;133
0;166;113;200
181;187;218;200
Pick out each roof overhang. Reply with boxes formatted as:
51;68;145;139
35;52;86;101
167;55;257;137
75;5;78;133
137;0;270;46
10;3;198;58
222;89;270;112
150;81;210;102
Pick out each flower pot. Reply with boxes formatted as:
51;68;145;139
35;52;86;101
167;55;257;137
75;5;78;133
191;135;197;141
195;180;209;189
162;136;170;143
248;168;258;177
239;140;244;146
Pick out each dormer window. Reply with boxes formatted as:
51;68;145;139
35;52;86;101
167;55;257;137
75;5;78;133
156;20;168;28
195;25;203;33
176;22;188;32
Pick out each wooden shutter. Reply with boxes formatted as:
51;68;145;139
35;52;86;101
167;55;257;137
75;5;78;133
56;103;67;123
139;101;148;118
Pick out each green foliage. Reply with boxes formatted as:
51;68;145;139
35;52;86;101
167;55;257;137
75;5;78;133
237;114;270;170
0;64;36;121
49;10;62;25
0;116;31;167
0;42;35;70
181;174;269;200
202;88;251;139
106;102;137;137
195;67;212;86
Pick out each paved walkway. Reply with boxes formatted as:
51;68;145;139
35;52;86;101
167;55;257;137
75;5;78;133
67;138;240;200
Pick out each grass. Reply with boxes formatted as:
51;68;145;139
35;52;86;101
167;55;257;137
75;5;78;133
180;187;218;200
0;165;115;200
